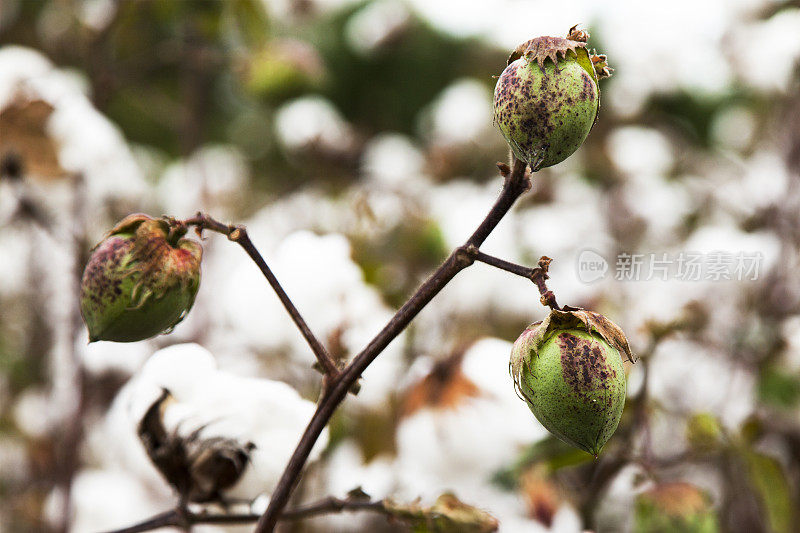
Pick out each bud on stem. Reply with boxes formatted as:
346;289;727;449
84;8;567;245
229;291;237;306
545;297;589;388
80;214;202;343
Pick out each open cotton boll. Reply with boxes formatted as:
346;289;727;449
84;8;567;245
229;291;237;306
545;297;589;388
44;469;163;533
311;440;398;532
260;0;362;23
425;78;495;146
0;46;147;213
157;145;249;218
243;191;347;249
428;179;521;255
0;46;54;107
48;97;147;204
621;173;693;244
684;224;781;277
76;336;154;377
395;339;547;501
711;150;790;216
134;343;218;404
274;96;355;153
0;226;33;297
108;343;327;502
12;388;52;439
592;463;652;532
324;441;397;499
362;133;427;188
648;339;755;430
606;126;674;178
780;316;800;372
727;8;800;93
346;0;411;55
219;230;392;370
96;344;224;489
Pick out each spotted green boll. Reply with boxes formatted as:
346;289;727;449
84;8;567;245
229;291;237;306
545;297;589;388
510;308;633;456
493;26;611;169
80;214;202;343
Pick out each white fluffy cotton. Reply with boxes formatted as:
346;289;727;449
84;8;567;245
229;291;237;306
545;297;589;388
393;338;551;526
102;343;328;501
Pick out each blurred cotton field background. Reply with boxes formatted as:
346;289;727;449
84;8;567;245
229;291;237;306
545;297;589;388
1;0;800;532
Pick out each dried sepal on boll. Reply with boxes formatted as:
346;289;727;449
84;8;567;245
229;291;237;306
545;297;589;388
510;307;633;456
493;25;612;169
80;214;202;343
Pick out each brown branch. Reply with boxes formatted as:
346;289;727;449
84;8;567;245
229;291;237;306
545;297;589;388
255;157;533;532
102;496;390;533
178;213;339;378
473;252;561;310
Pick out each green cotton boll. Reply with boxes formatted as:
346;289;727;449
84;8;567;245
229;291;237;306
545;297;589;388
80;214;202;343
510;308;633;457
493;26;611;169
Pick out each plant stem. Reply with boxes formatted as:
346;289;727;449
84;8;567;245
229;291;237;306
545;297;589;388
102;496;391;533
179;214;339;378
255;157;531;532
474;252;561;311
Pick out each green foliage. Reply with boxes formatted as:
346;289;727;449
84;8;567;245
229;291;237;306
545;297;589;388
758;366;800;409
743;450;797;533
634;483;719;533
492;436;592;489
686;412;723;453
313;5;495;134
645;90;760;149
352;217;448;306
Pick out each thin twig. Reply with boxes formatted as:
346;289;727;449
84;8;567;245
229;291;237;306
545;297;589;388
179;213;339;378
255;157;533;532
102;496;390;533
473;251;561;310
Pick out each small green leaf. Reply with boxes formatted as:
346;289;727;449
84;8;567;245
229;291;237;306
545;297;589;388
758;366;800;409
743;451;797;533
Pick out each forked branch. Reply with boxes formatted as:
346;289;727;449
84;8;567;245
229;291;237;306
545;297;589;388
108;156;550;533
255;156;533;531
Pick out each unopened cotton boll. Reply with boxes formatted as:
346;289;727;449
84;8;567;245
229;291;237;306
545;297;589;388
510;310;632;456
494;26;610;168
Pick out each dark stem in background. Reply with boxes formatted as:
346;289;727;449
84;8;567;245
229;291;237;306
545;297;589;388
255;157;532;531
102;494;391;533
55;174;90;533
178;214;340;378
